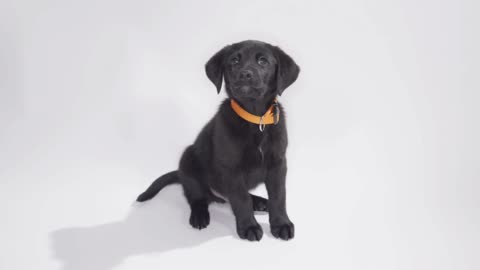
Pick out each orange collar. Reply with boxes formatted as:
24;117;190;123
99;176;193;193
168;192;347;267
230;99;280;131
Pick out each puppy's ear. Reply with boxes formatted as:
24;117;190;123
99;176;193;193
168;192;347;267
273;46;300;96
205;45;230;93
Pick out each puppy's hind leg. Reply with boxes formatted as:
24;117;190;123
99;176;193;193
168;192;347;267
250;194;268;212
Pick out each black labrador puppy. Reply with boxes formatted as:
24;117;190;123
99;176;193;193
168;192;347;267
137;40;300;241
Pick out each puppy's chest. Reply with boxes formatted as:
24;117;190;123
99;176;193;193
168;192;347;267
241;133;274;168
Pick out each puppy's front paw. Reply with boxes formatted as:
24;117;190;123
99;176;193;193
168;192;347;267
189;201;210;230
271;222;295;240
237;224;263;241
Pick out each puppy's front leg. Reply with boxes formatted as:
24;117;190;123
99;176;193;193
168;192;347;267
266;157;295;240
227;182;263;241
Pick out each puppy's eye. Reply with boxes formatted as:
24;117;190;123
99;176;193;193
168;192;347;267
257;56;268;66
231;57;240;65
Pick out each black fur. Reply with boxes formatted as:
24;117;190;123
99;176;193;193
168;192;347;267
137;40;299;241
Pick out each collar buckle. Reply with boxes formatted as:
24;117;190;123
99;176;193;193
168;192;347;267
259;116;266;132
272;102;280;125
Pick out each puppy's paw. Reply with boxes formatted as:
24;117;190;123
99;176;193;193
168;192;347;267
251;194;268;212
271;222;295;240
237;224;263;241
189;201;210;230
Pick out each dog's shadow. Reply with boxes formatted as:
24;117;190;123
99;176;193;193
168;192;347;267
50;186;236;270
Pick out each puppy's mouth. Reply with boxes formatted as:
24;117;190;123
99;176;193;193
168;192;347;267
231;84;264;98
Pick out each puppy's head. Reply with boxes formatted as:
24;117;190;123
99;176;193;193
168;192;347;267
205;40;299;100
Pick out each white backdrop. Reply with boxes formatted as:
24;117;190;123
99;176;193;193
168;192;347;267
1;0;479;269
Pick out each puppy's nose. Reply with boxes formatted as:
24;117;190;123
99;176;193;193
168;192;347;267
239;70;253;81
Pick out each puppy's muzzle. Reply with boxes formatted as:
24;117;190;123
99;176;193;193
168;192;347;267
239;70;254;81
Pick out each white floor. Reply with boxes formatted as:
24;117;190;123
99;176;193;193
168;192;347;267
1;0;479;269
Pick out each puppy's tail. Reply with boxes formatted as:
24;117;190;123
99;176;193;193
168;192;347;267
136;171;179;202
